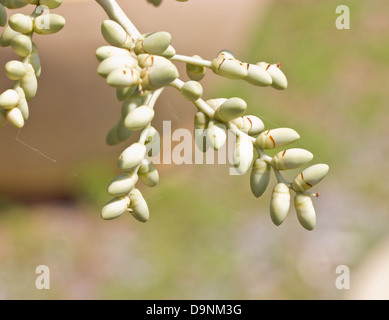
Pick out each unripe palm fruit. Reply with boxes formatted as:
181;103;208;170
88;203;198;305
292;164;329;192
256;128;300;149
0;89;20;109
39;0;64;9
206;122;227;150
186;55;206;81
129;189;149;223
214;97;247;122
101;196;129;220
270;183;290;226
233;135;254;175
0;26;20;47
34;14;65;35
9;13;33;34
135;31;171;55
294;194;316;230
250;158;271;198
271;148;313;170
11;34;32;57
7;107;24;128
117;142;146;170
181;81;203;101
101;20;133;49
5;60;27;80
124;105;155;131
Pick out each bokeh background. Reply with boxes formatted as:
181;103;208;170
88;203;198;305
1;0;389;299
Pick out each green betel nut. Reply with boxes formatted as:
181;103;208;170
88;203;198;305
0;26;20;47
95;46;130;62
5;60;27;80
245;64;272;87
34;14;65;35
7;107;24;128
129;189;149;223
124;105;155;130
20;64;38;100
294;194;316;231
108;173;138;196
0;4;7;27
98;55;137;78
215;97;247;122
211;55;248;79
257;62;288;90
9;13;33;34
137;31;171;55
101;20;132;49
101;196;130;220
137;54;172;68
0;89;20;109
292;164;329;192
271;148;313;170
233;135;254;175
181;81;203;101
11;34;32;57
270;183;290;226
256;128;300;149
117;142;146;170
106;68;140;88
141;64;179;90
250;158;271;198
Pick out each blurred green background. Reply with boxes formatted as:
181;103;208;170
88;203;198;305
1;0;389;299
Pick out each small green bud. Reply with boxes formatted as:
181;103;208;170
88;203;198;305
292;164;329;192
181;81;203;101
117;142;146;170
270;183;290;226
186;55;206;81
135;31;171;55
98;55;137;78
108;173;138;196
101;20;133;49
250;158;271;198
106;123;120;146
34;14;65;35
116;86;137;102
206;122;227;150
95;46;131;62
0;26;20;47
116;119;133;141
129;188;149;223
2;0;27;9
9;13;33;34
0;4;7;27
137;54;172;68
106;68;140;88
271;148;313;170
7;107;24;128
257;62;288;90
256;128;300;149
211;55;248;79
124;105;155;130
232;115;265;136
20;64;38;100
294;194;316;230
138;158;159;187
101;196;129;220
29;43;41;77
121;97;142;118
0;89;20;109
245;63;272;87
39;0;64;9
5;60;27;80
11;34;32;57
141;64;179;90
206;98;227;111
214;97;247;122
160;45;176;59
16;97;29;120
233;135;254;175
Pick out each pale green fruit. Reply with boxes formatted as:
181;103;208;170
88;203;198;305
116;120;133;141
257;62;288;90
20;64;38;100
124;106;155;131
29;42;41;77
160;45;176;59
0;4;7;27
206;98;227;111
206;122;227;150
5;60;27;80
292;164;329;192
7;107;24;128
39;0;64;9
250;158;271;198
144;126;161;157
147;0;162;7
211;56;248;79
232;115;265;136
11;34;32;57
129;189;149;223
194;111;209;152
0;111;7;128
245;63;272;87
95;46;130;62
256;128;300;149
121;97;142;118
135;31;171;55
214;97;247;122
0;89;20;109
101;20;133;49
138;159;159;187
2;0;27;9
0;26;20;47
19;0;39;4
97;55;137;78
101;196;129;220
106;123;120;146
34;14;65;35
294;194;316;230
16;98;29;120
141;64;179;90
186;55;206;81
9;13;33;34
116;86;137;102
181;81;203;101
117;142;146;170
233;135;254;175
137;54;172;68
108;173;138;196
272;148;313;170
106;68;140;88
270;183;290;226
